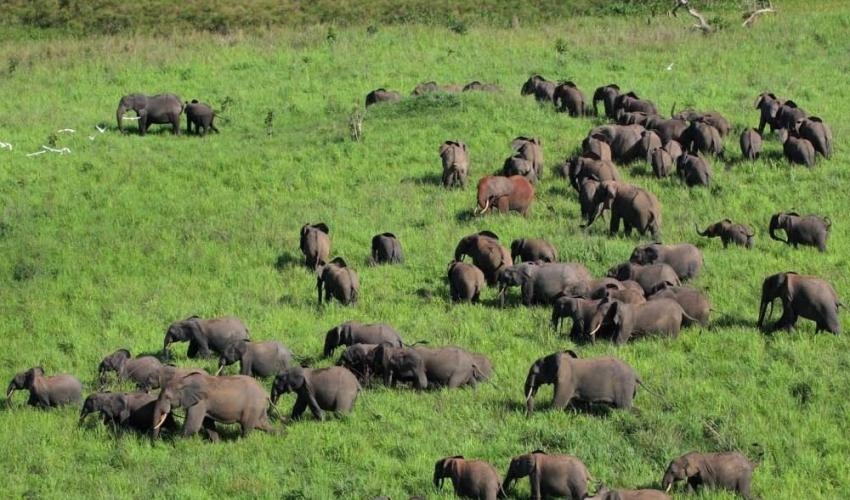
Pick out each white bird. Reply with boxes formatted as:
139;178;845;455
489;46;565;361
57;128;75;133
96;125;107;133
0;142;12;151
666;63;675;71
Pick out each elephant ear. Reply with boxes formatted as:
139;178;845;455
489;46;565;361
458;142;468;151
721;218;733;224
609;83;620;91
785;100;798;109
178;373;208;408
314;223;330;234
683;458;700;477
809;116;823;123
625;91;639;98
478;230;499;240
330;257;347;267
439;142;451;155
510;137;530;150
565;349;579;359
787;211;800;217
381;232;396;239
113;395;131;423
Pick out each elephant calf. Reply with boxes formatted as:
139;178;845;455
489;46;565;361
739;128;762;161
648;283;710;326
163;315;249;359
629;243;702;282
758;272;842;334
434;456;504;500
440;141;470;188
7;367;81;408
218;339;293;378
769;211;830;252
584;181;661;241
317;257;360;305
676;153;712;187
463;81;501;92
336;343;382;384
511;238;557;263
370;233;404;265
524;351;640;415
455;231;513;286
98;348;164;391
323;321;403;357
551;296;602;340
797;116;833;158
595;298;697;344
374;345;490;389
783;133;816;167
503;451;592;500
608;262;681;295
498;262;592;307
521;75;556;102
448;260;486;303
271;366;361;420
365;88;401;107
696;219;754;249
588;486;671;500
650;147;674;178
662;451;757;499
184;100;219;136
80;392;176;434
300;222;331;271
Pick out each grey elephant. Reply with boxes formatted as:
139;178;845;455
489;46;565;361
617;110;653;126
585;180;662;241
336;343;381;384
565;156;621;191
521;75;556;102
217;339;293;378
587;124;646;163
370;233;404;265
317;257;359;305
439;141;470;188
271;366;360;420
696;219;754;248
553;81;590;116
581;136;613;162
673;110;730;137
757;272;842;334
796;117;833;158
116;93;182;135
511;238;557;263
551;296;602;339
503;154;537;183
774;100;808;134
629;243;702;281
498;262;592;307
80;392;176;434
524;350;639;414
681;120;723;156
636;130;663;163
663;139;683;162
6;367;81;408
783;133;816;166
373;345;489;389
676;152;712;187
590;280;646;305
769;212;830;252
448;260;486;303
184;100;218;136
592;83;621;118
739;128;762;161
153;371;273;439
650;147;674;178
98;349;164;390
455;231;513;286
323;321;403;357
588;485;671;500
434;456;504;500
365;88;401;107
463;81;502;92
613;91;657;116
648;282;710;326
754;92;783;135
163;315;249;359
662;451;757;499
593;298;696;344
608;262;681;295
300;222;330;271
502;451;593;500
578;179;601;222
645;116;688;144
510;136;544;181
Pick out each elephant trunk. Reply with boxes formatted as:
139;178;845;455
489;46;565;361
433;465;444;489
695;223;710;237
501;473;517;494
584;203;604;227
270;387;281;405
757;296;773;329
768;216;787;243
78;408;92;425
662;472;674;493
5;382;15;400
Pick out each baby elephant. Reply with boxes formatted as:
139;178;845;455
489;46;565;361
80;392;176;433
370;233;404;265
7;367;81;408
629;243;702;282
769;212;830;252
365;88;401;107
662;451;757;499
511;238;558;263
184;100;219;136
524;351;640;415
502;450;592;500
336;343;382;384
439;140;470;188
448;260;486;303
587;485;671;500
271;366;361;420
676;153;712;187
317;257;360;305
98;349;164;391
696;219;754;249
739;128;762;161
217;339;293;378
783;133;815;167
300;222;331;271
434;456;504;500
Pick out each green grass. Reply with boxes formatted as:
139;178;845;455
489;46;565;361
1;2;850;498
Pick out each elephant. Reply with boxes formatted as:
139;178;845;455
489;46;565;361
608;262;681;295
739;128;762;161
663;139;683;162
774;100;808;135
769;212;830;252
637;130;663;163
617;111;653;127
629;243;702;281
80;392;176;433
676;152;712;187
645;116;688;144
696;219;754;249
613;91;658;116
323;321;403;357
521;75;556;102
163;315;249;359
650;147;674;178
336;343;381;384
511;136;544;181
589;280;646;305
498;262;592;307
672;110;730;137
373;345;489;389
551;296;602;339
592;298;696;344
218;339;293;378
796;117;833;158
411;81;460;95
440;141;470;188
152;371;273;439
584;181;662;241
116;93;182;135
184;100;218;136
680;121;723;156
434;456;504;500
6;367;81;408
757;272;842;334
98;349;164;390
448;260;486;303
300;222;331;271
463;81;502;92
365;88;401;106
503;154;538;183
648;282;710;326
270;366;360;420
592;83;621;118
455;231;513;286
502;451;593;500
524;350;639;414
511;238;558;263
587;124;646;163
370;233;404;265
578;179;601;222
754;92;783;135
783;133;816;167
587;486;671;500
662;451;757;499
553;81;590;116
475;175;535;216
565;156;621;191
317;257;359;305
581;136;613;162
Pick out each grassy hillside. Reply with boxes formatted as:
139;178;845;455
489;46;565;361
1;2;849;498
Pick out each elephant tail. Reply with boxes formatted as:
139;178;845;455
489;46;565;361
405;339;429;347
824;216;832;231
680;308;701;326
636;379;675;408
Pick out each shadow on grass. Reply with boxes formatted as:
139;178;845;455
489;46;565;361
710;314;758;330
275;252;303;272
455;208;477;222
401;173;444;186
506;398;615;417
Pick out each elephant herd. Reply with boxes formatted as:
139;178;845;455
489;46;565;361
116;93;219;136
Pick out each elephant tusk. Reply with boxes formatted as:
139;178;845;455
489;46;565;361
588;321;603;340
665;484;672;494
525;386;534;402
5;388;13;398
153;412;169;430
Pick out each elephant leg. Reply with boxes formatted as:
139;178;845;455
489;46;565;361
623;220;633;236
291;396;308;420
138;112;148;136
496;197;510;214
187;340;200;358
609;213;621;235
186;119;193;135
202;417;220;442
182;404;207;437
171;114;180;135
552;382;574;410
